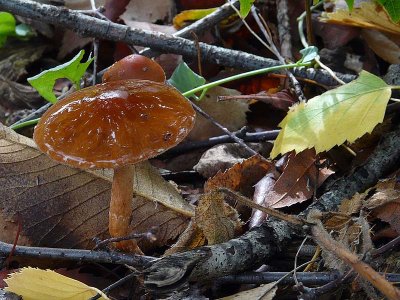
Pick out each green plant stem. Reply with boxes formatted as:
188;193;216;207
182;62;311;98
10;118;40;130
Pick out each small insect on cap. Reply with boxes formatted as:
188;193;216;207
34;79;195;169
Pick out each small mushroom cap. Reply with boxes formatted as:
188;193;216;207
34;80;195;169
102;54;166;83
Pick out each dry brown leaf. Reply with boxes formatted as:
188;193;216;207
188;86;249;141
0;124;191;249
321;2;400;35
195;191;242;245
57;30;92;60
194;143;272;178
363;179;400;234
204;155;274;196
164;220;205;255
260;149;333;209
218;282;277;300
120;0;175;23
362;29;400;64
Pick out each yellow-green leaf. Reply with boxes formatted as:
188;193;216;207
270;71;392;158
173;8;217;29
5;268;109;300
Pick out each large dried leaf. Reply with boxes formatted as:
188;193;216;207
195;191;242;245
188;86;249;141
164;220;205;255
362;29;400;64
270;71;392;158
321;2;400;35
0;124;192;249
364;179;400;234
261;149;333;209
205;155;274;196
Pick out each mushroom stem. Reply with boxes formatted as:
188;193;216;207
110;165;142;254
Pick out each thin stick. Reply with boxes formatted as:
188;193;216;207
0;241;156;268
220;188;305;226
311;218;400;300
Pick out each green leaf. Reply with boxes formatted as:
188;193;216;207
28;50;94;103
168;62;206;94
270;71;392;158
299;46;319;63
376;0;400;23
345;0;354;10
0;12;16;46
239;0;255;18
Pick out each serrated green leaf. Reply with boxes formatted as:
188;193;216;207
239;0;255;18
345;0;354;11
28;50;94;103
0;12;16;46
376;0;400;23
168;62;206;94
270;71;392;158
299;46;319;63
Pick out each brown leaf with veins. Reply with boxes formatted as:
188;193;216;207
164;220;205;255
204;155;274;196
364;178;400;234
0;124;190;251
250;150;333;227
195;191;242;245
262;149;333;209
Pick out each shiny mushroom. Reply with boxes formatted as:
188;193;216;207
34;78;195;253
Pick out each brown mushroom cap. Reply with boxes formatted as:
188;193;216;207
34;80;195;169
102;54;166;83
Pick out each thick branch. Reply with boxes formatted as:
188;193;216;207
0;0;356;86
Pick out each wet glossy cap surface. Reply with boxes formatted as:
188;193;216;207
34;80;195;169
102;54;166;83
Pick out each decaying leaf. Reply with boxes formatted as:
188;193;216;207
188;86;249;141
0;123;191;249
195;191;242;245
361;29;400;64
120;0;175;23
205;155;274;195
270;71;392;158
5;268;109;300
260;149;333;209
164;220;205;255
218;282;277;300
364;178;400;234
321;2;400;35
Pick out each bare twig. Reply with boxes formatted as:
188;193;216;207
0;241;156;269
250;6;306;101
0;0;356;86
220;188;305;226
164;128;280;156
190;102;260;157
309;214;400;300
276;0;293;60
